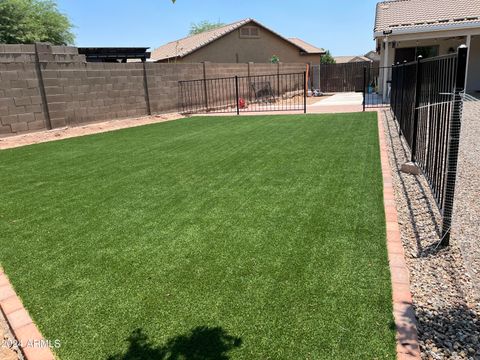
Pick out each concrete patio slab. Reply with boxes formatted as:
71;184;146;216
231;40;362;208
312;92;363;106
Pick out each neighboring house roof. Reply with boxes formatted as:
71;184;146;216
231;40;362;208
375;0;480;36
151;18;325;61
334;55;372;64
364;50;381;62
287;38;325;54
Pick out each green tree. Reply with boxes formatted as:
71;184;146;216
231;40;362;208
0;0;74;45
189;20;225;35
321;50;336;64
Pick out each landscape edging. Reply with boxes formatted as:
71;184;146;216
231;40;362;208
0;269;56;360
377;110;421;360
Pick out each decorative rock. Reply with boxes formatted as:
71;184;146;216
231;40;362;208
400;161;421;175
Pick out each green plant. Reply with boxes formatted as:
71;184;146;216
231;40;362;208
321;50;336;64
189;20;225;35
270;55;280;64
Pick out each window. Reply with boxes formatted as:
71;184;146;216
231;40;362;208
394;45;439;63
416;46;439;59
239;26;260;38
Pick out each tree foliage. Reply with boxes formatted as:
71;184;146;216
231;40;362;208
0;0;74;45
270;55;280;64
189;20;225;35
321;50;336;64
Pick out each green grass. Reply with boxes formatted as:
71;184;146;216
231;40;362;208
0;113;395;359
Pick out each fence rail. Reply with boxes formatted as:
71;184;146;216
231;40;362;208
389;47;468;245
179;72;306;114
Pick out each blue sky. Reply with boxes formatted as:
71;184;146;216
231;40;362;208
57;0;380;56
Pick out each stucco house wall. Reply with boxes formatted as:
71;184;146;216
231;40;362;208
160;25;321;65
466;35;480;91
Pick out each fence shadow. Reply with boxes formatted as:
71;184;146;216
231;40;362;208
107;326;242;360
384;110;443;257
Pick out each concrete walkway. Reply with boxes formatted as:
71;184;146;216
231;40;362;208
312;92;363;106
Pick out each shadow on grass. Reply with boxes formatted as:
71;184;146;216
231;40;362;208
107;326;242;360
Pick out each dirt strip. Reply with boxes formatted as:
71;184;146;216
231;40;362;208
0;113;184;150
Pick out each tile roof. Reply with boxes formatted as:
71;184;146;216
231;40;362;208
287;38;325;54
334;55;372;64
375;0;480;34
151;18;324;61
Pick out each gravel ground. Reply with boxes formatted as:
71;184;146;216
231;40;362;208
381;110;480;360
0;310;22;360
452;95;480;301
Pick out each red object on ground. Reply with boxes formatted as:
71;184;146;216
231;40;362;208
238;98;246;109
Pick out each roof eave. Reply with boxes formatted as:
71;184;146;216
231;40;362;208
301;51;326;55
374;21;480;38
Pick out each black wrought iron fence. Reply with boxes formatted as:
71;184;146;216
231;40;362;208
363;65;391;108
178;72;306;114
389;46;468;245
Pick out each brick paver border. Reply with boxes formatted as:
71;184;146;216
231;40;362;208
377;110;421;360
0;268;55;360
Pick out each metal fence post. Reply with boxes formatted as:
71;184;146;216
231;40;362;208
303;71;307;113
411;55;423;162
362;66;367;112
390;64;395;112
440;45;468;246
277;62;280;99
202;62;209;112
398;62;407;135
235;75;240;115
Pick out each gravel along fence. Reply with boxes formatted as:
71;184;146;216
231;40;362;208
382;110;479;359
452;94;480;302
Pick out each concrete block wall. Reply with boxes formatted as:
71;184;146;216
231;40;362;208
41;62;148;128
0;43;307;137
0;62;45;135
146;63;205;113
205;63;249;79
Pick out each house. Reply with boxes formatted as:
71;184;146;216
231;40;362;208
333;55;372;64
374;0;480;92
151;18;325;64
364;50;381;63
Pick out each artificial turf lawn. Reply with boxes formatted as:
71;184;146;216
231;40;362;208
0;113;395;359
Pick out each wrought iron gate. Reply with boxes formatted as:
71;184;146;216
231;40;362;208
178;72;307;114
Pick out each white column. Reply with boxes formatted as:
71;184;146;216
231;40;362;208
465;35;472;90
382;38;389;102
